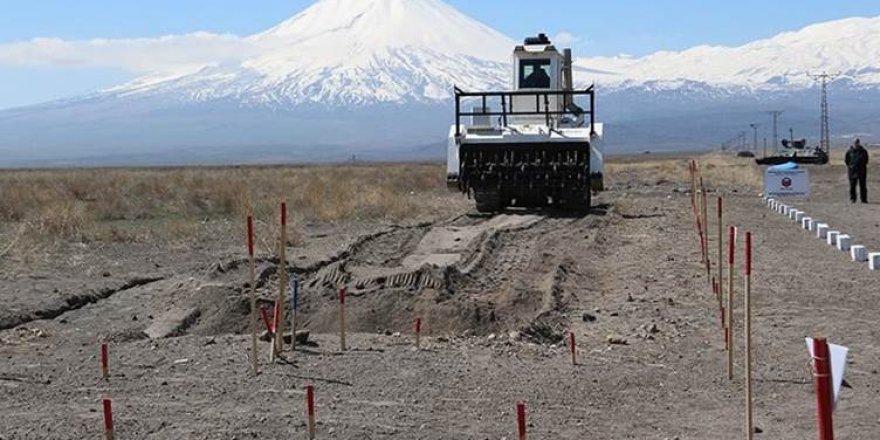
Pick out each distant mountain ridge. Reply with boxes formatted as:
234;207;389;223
0;0;878;167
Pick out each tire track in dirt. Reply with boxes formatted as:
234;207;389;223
0;276;166;331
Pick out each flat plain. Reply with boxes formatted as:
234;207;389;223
1;153;879;439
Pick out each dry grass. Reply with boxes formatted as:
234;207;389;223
0;163;448;259
605;153;764;190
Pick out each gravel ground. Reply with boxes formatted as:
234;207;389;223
1;156;879;439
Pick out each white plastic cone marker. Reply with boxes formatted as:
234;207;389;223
851;246;868;262
837;235;852;252
870;253;880;271
795;212;805;223
806;337;849;410
827;231;840;247
817;224;829;239
802;217;812;230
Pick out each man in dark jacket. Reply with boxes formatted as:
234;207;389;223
845;139;869;203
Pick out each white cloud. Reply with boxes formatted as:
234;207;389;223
0;32;255;74
552;32;581;46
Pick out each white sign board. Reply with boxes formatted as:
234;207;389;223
806;337;849;410
764;168;810;199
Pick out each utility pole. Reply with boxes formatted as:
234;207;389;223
763;138;767;158
808;72;841;153
767;110;784;154
749;123;760;153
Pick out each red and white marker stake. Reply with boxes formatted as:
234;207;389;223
339;287;347;351
247;213;258;376
306;385;317;439
414;318;422;349
516;401;527;440
277;200;288;354
727;225;736;381
100;341;109;380
102;397;114;440
811;337;834;440
569;331;577;366
744;231;754;440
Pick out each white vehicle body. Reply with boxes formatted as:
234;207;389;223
446;34;605;212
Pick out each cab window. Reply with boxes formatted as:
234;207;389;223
519;59;552;89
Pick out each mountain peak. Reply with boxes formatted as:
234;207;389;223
108;0;514;105
252;0;512;62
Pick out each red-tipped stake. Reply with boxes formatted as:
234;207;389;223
744;231;754;440
569;331;577;366
517;401;527;440
812;337;835;440
271;299;281;362
277;201;288;354
100;341;109;380
339;287;347;352
727;225;736;381
247;212;258;376
306;385;317;439
102;397;114;440
414;318;422;349
717;197;724;342
260;306;274;335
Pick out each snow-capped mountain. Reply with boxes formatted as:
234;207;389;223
0;0;878;167
578;16;880;91
109;0;512;107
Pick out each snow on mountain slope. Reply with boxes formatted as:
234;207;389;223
107;0;513;106
579;16;880;90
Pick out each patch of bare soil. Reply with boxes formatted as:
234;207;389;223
2;156;880;439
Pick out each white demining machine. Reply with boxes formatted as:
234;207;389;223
447;33;605;213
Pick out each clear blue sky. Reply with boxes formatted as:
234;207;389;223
1;0;878;109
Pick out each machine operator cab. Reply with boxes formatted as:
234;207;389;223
511;34;566;125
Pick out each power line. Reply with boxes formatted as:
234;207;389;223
749;123;761;152
807;72;841;153
767;110;784;155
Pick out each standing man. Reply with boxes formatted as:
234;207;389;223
845;138;869;203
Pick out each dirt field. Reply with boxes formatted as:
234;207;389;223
1;153;879;439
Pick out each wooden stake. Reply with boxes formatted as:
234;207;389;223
717;197;723;330
277;201;288;354
569;331;577;366
414;318;421;349
102;397;114;440
339;287;347;351
100;341;109;380
306;385;316;439
290;277;300;354
727;225;736;381
271;300;280;362
247;212;258;376
812;337;835;440
744;231;754;440
517;401;527;440
701;177;710;282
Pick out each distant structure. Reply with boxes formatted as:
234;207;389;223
808;72;841;152
749;123;761;152
767;110;784;154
